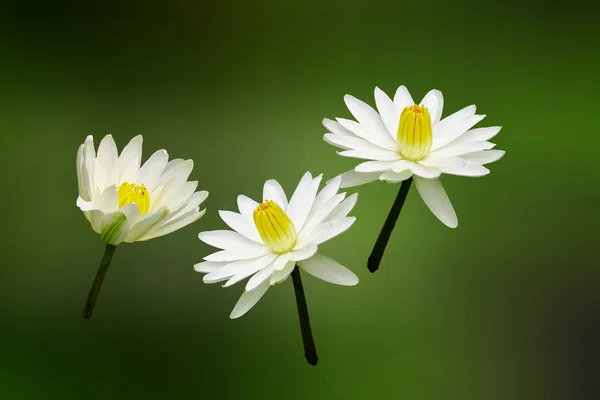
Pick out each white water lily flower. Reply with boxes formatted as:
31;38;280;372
195;172;359;319
323;85;504;228
76;135;208;245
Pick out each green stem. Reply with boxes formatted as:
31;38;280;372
291;267;318;366
367;177;413;273
82;244;117;319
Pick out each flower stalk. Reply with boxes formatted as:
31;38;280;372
82;244;117;319
367;177;413;273
291;267;318;366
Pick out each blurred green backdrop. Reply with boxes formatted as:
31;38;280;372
1;1;598;399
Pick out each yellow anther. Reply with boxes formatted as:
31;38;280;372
117;182;150;214
253;200;296;254
397;104;433;161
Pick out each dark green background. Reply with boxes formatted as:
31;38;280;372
1;1;598;399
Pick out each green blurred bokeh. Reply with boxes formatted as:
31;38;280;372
1;1;598;399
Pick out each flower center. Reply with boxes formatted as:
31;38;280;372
397;104;433;161
253;200;297;254
117;182;150;214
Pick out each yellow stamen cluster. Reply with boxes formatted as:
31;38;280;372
397;104;433;161
117;182;150;214
253;200;296;254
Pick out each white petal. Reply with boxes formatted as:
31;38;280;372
96;185;119;213
218;210;262;243
245;261;277;291
461;150;505;165
297;253;359;286
419;156;467;168
431;105;480;150
323;133;352;150
222;254;279;287
393;85;415;110
374;86;400;139
314;217;356;245
322;118;354;137
289;244;318;261
263;179;288;209
287;173;322;232
337;117;396;151
153;201;188;226
204;260;245;284
182;190;209;211
324;133;386;153
138;149;169;192
437;104;476;125
338;149;400;161
326;193;358;221
76;144;87;199
338;170;380;188
125;207;169;243
355;160;396;173
82;136;96;194
87;209;104;233
284;172;312;220
270;261;296;285
204;246;271;262
119;156;141;184
272;253;291;271
391;159;412;173
156;159;194;190
420;89;444;125
428;141;495;159
409;163;441;179
77;196;98;212
440;163;490;177
379;170;413;183
117;203;140;222
198;230;265;251
450;126;502;146
140;208;206;240
118;135;143;179
299;193;345;238
95;135;119;190
230;281;270;319
149;160;194;208
157;181;198;211
237;195;258;219
344;95;397;149
193;261;227;273
432;114;486;150
313;175;341;209
413;177;458;228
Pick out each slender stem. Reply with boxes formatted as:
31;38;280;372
291;267;318;366
82;244;117;319
367;177;413;273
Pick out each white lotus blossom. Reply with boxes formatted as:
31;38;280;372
195;172;358;319
76;135;208;245
323;85;504;227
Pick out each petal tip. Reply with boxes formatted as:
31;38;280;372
447;220;458;229
229;311;242;320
